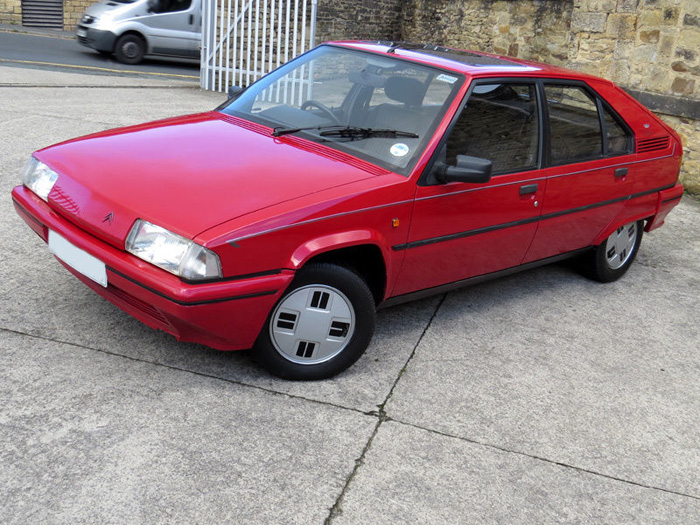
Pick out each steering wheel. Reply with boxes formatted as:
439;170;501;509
301;100;341;124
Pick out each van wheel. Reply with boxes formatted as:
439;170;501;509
255;263;376;380
114;34;145;65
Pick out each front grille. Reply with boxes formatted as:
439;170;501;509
637;136;670;153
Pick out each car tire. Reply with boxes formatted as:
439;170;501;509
114;34;145;65
584;220;643;283
255;263;376;380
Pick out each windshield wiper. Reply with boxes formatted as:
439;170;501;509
272;124;418;140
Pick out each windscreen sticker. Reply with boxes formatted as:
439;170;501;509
390;143;410;157
436;74;458;84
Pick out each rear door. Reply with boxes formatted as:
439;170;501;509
522;82;634;263
392;81;544;297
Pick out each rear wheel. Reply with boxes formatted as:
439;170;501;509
584;220;643;282
255;263;376;380
114;34;145;65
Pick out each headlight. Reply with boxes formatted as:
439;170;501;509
22;157;58;202
126;220;222;281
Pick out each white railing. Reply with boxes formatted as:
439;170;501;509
201;0;317;92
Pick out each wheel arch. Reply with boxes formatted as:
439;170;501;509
113;29;149;53
592;210;651;247
288;232;388;305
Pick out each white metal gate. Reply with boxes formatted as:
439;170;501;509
201;0;317;92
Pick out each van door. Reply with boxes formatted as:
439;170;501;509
141;0;200;57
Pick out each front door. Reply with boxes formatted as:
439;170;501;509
142;0;200;57
393;81;544;297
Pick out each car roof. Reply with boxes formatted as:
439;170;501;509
330;41;603;83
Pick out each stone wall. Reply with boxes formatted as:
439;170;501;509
64;0;91;29
399;0;700;193
316;0;403;42
0;0;21;25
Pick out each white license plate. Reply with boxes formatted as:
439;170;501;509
76;28;87;37
49;230;107;287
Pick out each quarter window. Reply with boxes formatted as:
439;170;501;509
445;83;539;175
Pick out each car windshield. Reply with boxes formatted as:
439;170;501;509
219;45;464;174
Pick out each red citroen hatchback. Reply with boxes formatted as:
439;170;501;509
12;42;683;379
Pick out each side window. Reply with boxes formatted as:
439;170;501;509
445;83;539;175
545;85;601;163
150;0;192;14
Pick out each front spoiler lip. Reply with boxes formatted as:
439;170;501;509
11;185;291;307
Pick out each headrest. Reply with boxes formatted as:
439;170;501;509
384;76;426;107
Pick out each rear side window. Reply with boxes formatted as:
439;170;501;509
445;83;539;175
545;84;631;164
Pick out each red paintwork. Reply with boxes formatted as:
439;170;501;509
12;41;683;351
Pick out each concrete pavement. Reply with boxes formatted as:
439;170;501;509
2;65;700;523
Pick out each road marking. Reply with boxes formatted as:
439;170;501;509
0;58;200;79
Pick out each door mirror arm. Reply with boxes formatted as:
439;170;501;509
434;155;492;184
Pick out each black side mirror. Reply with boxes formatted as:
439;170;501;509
227;85;244;100
435;155;492;184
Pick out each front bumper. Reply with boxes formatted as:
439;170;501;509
76;25;117;53
12;185;294;351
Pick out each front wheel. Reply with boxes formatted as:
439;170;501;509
584;220;643;282
114;34;145;65
255;263;376;380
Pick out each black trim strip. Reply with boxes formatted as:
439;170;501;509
181;268;283;285
12;198;45;229
107;267;279;306
393;184;674;251
662;195;683;205
379;248;590;309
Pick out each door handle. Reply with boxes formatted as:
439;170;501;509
614;167;628;178
189;14;194;24
519;183;538;196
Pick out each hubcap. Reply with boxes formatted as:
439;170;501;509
605;222;637;270
270;284;355;365
122;42;140;59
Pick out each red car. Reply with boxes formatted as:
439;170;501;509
12;42;683;379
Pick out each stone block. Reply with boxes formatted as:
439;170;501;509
662;7;680;25
607;13;638;39
638;10;662;27
639;29;660;43
685;14;700;27
678;29;700;49
572;11;608;32
671;77;696;95
675;48;697;61
617;0;639;13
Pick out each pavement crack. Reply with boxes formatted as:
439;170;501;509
391;418;700;502
325;293;447;523
0;327;369;418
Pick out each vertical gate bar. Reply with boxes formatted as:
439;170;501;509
283;0;290;103
217;0;223;91
309;0;316;48
200;0;208;89
238;0;245;87
224;0;231;90
261;0;267;80
253;0;260;82
209;0;217;90
246;0;252;85
292;0;299;105
232;0;239;87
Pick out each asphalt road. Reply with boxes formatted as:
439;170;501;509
2;65;700;523
0;26;200;81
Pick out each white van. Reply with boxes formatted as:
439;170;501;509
76;0;201;64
